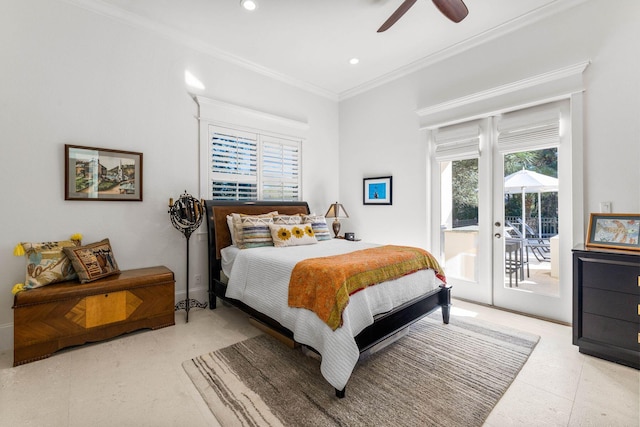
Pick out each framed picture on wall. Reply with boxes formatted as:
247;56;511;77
65;144;143;201
363;176;392;205
586;213;640;251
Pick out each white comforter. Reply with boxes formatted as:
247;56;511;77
221;239;443;391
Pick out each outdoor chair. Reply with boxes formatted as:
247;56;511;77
506;220;551;262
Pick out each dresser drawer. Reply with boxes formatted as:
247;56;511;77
582;312;640;352
581;258;640;294
583;288;640;323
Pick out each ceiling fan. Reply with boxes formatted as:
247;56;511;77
378;0;469;32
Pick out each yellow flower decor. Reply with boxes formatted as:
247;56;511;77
269;223;318;248
291;227;305;238
10;233;83;295
277;228;292;241
305;225;315;237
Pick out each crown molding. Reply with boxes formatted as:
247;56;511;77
416;61;590;118
61;0;339;101
339;0;590;101
415;61;589;129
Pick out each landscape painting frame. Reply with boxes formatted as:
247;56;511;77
586;213;640;251
65;144;143;201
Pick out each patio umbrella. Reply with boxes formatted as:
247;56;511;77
504;169;558;238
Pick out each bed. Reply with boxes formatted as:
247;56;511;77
204;200;451;398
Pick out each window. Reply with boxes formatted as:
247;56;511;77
208;125;301;201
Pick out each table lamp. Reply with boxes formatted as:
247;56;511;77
325;202;349;238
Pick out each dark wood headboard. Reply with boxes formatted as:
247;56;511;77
203;200;310;261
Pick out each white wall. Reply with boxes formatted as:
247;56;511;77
339;0;640;247
0;0;340;351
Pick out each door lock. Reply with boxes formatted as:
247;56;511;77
494;233;501;238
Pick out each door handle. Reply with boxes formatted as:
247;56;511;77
495;233;501;238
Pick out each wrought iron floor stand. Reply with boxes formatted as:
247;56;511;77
170;191;207;323
174;234;207;322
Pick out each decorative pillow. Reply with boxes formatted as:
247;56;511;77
237;216;275;249
303;215;332;241
232;211;278;247
273;214;302;225
63;239;120;283
269;223;318;247
17;238;82;290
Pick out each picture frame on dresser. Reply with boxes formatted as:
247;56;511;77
586;213;640;251
65;144;143;201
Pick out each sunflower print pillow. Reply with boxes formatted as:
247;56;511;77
269;223;318;247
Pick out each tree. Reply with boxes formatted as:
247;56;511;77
451;148;558;230
452;159;478;225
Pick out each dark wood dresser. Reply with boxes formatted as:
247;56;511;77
572;246;639;369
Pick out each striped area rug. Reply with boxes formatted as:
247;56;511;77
183;312;539;426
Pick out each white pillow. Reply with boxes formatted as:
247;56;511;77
269;223;318;247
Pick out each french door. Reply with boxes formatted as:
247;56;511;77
431;100;576;323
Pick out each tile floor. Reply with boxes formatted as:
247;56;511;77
0;299;638;426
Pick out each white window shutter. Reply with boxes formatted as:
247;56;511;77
261;136;300;201
208;125;301;201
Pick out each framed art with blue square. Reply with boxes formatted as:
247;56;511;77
363;176;392;205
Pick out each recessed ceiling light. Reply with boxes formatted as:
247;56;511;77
349;58;360;65
240;0;257;11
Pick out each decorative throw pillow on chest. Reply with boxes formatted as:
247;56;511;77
13;235;82;292
63;238;121;283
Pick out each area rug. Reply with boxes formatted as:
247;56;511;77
183;313;539;427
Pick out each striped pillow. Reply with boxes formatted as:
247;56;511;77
238;216;274;249
231;211;278;247
303;215;331;241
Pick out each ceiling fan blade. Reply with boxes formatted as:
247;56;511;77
432;0;469;23
377;0;418;33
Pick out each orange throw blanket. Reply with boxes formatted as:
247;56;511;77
288;245;446;330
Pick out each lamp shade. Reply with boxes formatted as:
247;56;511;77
325;202;349;219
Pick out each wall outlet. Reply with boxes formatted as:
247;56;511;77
194;274;202;286
599;202;612;213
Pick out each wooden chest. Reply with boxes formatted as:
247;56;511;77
13;266;175;366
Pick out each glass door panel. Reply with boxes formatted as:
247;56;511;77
440;158;490;303
502;149;559;296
